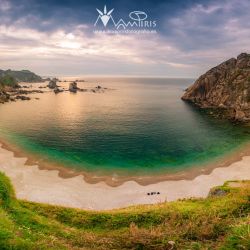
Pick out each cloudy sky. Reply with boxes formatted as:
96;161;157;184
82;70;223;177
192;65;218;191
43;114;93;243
0;0;249;77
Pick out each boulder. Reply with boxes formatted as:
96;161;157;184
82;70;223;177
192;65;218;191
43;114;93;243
15;95;31;101
209;188;228;197
69;81;78;93
0;90;10;103
47;78;58;89
54;87;63;94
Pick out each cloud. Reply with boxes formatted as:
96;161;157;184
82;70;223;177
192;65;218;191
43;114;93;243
0;0;11;11
0;0;249;77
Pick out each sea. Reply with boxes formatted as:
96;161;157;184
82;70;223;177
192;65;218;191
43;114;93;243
0;77;249;177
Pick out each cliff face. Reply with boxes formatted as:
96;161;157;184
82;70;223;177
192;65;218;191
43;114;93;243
182;53;250;121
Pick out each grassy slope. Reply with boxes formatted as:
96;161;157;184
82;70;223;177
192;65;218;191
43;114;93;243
0;172;249;250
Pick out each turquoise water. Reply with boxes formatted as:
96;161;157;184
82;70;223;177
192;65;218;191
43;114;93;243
0;77;249;176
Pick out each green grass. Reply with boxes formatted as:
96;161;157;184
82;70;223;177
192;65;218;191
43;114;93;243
0;172;249;249
0;172;15;207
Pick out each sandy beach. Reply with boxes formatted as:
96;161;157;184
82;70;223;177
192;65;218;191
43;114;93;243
0;142;250;210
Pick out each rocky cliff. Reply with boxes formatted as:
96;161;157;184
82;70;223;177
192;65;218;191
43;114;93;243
182;53;250;121
0;69;43;83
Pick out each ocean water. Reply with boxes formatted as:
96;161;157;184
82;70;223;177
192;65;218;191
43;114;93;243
0;77;249;177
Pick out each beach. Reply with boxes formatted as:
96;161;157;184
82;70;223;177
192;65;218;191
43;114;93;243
1;142;250;210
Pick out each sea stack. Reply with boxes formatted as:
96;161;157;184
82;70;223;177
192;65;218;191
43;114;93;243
182;53;250;122
69;81;78;93
48;78;58;89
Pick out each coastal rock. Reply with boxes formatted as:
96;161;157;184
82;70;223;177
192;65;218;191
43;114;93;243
15;95;31;101
182;53;250;121
69;81;78;93
54;87;63;94
15;89;43;95
94;85;105;93
0;90;10;103
208;188;228;197
47;78;58;89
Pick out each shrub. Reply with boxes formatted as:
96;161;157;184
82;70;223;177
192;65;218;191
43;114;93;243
0;172;15;207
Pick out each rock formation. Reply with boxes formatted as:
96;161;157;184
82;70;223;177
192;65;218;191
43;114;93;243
48;79;58;89
0;90;10;103
182;53;250;122
69;81;78;93
15;95;31;101
54;86;63;94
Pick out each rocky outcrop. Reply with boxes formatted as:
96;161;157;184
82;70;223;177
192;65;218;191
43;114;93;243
69;81;78;93
54;87;63;94
182;53;250;122
15;95;31;101
0;90;10;103
48;79;58;89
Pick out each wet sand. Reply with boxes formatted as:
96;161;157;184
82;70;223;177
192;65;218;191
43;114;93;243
0;142;250;210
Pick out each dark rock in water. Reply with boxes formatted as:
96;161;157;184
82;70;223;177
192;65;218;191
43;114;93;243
54;87;63;94
69;81;78;93
78;88;87;92
182;53;250;122
15;95;31;101
0;90;10;103
15;89;43;95
47;78;58;89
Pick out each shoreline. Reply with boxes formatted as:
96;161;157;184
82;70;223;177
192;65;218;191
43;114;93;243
0;137;250;187
0;141;250;210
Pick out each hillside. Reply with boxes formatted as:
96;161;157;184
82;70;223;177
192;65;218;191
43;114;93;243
0;171;249;249
0;69;43;83
182;53;250;122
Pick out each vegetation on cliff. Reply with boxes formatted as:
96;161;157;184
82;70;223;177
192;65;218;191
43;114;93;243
0;172;249;249
182;53;250;122
0;69;43;83
0;69;43;103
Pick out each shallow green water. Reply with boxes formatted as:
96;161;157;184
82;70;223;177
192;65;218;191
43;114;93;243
0;77;249;176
